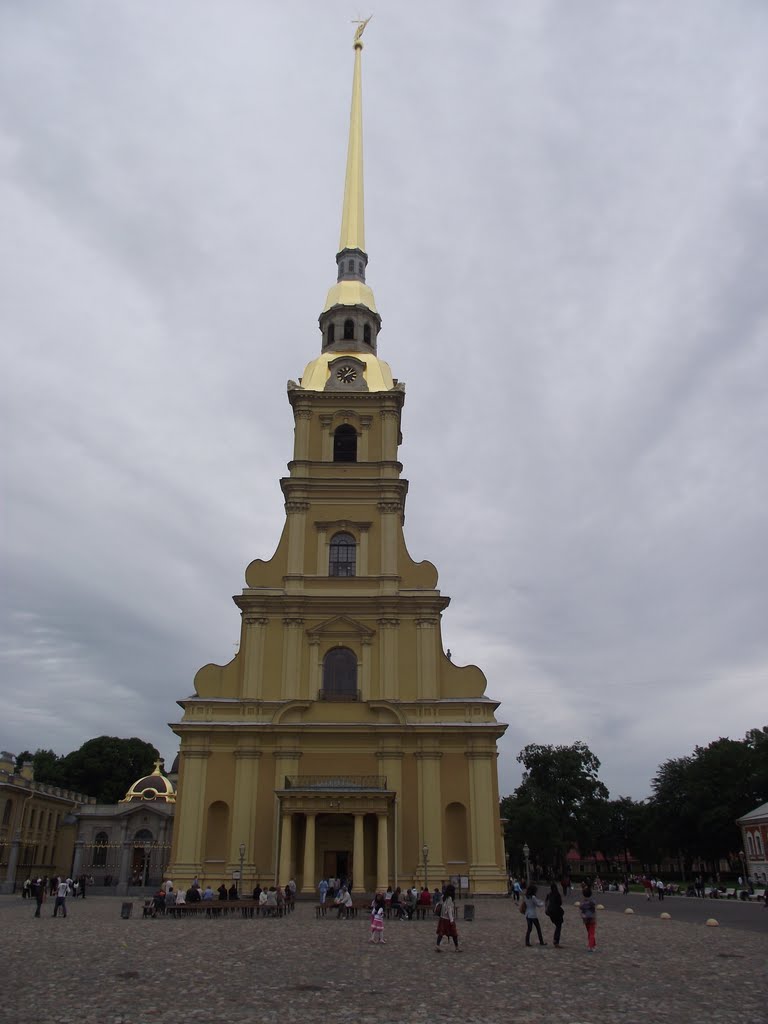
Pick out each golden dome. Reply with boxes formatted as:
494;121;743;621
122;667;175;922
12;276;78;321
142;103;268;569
299;351;395;393
120;759;176;804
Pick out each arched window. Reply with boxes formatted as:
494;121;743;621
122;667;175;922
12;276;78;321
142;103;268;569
2;799;12;826
329;532;356;577
755;832;764;856
445;802;468;863
134;828;153;843
327;323;335;345
333;424;357;463
363;323;371;345
348;259;354;272
343;319;354;340
205;801;229;861
322;647;358;700
93;831;109;868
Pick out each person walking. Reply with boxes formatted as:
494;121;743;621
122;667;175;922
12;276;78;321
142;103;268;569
580;885;597;952
523;885;547;947
32;878;45;918
545;882;564;948
435;883;461;952
52;878;69;918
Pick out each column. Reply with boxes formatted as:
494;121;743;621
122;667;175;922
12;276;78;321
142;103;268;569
360;638;372;700
1;831;22;894
281;618;305;699
358;415;372;461
284;499;309;580
377;619;399;698
71;832;86;879
466;751;497;866
359;524;369;575
302;813;317;893
416;752;445;874
308;638;321;699
229;750;262;871
378;500;400;578
316;526;328;575
415;618;439;699
353;814;365;893
278;811;293;884
170;748;210;876
380;406;399;461
293;405;312;462
116;839;133;896
319;415;333;461
242;616;268;699
376;813;389;891
376;750;403;888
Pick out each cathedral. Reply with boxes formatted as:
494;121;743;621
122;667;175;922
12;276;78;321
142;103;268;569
168;27;509;895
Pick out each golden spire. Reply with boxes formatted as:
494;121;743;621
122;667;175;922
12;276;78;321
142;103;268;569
338;17;371;252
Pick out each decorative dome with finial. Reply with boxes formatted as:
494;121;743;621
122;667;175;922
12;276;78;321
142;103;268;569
120;759;176;804
299;16;396;394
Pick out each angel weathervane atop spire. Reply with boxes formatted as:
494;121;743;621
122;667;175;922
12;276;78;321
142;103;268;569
352;15;372;48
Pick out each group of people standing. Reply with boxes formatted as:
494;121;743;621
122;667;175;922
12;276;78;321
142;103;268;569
520;882;598;952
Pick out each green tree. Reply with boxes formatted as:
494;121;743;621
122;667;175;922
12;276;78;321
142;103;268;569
502;741;609;875
29;748;64;786
56;736;159;804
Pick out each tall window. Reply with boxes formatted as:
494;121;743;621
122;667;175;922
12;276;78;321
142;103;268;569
329;532;356;577
2;799;12;826
322;647;358;699
755;832;764;856
363;323;371;345
343;319;354;340
333;424;357;463
327;323;335;345
93;831;109;868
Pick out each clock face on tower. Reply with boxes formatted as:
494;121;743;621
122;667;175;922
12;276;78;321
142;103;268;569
336;365;358;384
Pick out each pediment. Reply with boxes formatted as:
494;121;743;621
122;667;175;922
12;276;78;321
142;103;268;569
306;614;375;640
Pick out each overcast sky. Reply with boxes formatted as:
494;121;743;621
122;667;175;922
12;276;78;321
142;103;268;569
2;1;767;801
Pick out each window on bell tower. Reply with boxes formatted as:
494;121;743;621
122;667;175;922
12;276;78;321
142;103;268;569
363;323;371;344
333;424;357;462
322;647;358;699
343;319;354;340
329;532;356;576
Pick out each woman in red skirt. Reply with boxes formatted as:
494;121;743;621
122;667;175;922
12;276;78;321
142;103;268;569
435;883;461;952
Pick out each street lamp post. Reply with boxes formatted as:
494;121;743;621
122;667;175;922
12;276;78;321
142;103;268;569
422;844;429;892
239;842;246;897
523;843;530;887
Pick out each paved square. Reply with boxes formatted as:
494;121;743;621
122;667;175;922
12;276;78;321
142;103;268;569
3;895;766;1023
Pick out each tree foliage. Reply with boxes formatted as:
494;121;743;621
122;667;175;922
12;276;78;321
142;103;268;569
502;741;609;874
26;736;159;804
649;727;768;868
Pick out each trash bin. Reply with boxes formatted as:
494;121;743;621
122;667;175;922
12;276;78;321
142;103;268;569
120;902;133;919
463;904;475;921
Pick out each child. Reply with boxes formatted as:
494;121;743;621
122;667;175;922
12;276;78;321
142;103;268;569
580;885;597;951
370;893;386;944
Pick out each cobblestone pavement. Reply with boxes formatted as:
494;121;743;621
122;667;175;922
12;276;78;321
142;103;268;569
3;895;766;1024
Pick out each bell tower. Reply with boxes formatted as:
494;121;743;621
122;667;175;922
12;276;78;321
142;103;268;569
169;23;509;895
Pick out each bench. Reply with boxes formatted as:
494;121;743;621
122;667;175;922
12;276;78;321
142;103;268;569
750;888;765;902
166;899;286;919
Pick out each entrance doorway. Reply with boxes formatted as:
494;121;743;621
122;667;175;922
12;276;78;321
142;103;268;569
323;850;350;882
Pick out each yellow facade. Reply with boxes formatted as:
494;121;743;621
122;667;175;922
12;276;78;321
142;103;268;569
168;27;508;895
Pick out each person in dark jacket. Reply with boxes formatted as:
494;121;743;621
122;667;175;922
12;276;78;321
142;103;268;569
546;882;564;947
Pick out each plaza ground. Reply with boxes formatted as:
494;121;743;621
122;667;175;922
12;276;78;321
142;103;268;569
2;892;766;1024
